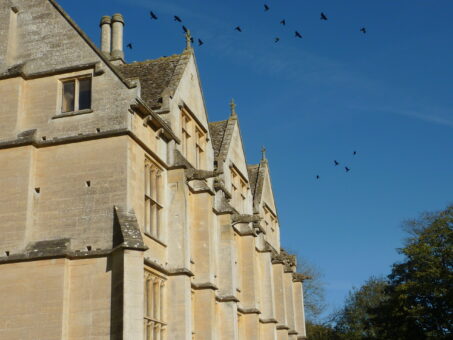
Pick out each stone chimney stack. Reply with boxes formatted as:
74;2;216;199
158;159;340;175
111;13;125;61
100;16;111;56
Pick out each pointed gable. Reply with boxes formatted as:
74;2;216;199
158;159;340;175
248;159;277;216
0;0;130;88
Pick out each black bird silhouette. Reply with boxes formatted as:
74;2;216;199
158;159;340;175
264;4;270;11
235;26;242;32
274;37;280;43
182;25;188;33
334;160;339;166
353;151;357;156
316;175;320;180
198;39;204;46
320;12;328;20
190;37;194;44
280;19;286;26
345;167;351;172
174;15;182;22
126;43;133;49
150;11;158;20
360;27;367;34
295;31;303;38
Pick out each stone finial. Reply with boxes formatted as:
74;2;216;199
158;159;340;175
261;146;267;161
185;30;192;50
229;98;237;117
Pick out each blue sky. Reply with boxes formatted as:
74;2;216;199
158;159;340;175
59;0;453;318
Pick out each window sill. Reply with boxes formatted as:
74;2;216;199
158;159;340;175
52;109;93;119
144;232;167;247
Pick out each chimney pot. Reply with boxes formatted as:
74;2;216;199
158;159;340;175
100;16;112;56
111;13;125;61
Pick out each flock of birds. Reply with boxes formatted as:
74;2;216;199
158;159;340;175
127;6;364;181
316;151;357;180
124;5;368;50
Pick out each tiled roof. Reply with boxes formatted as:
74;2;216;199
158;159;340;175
208;120;228;158
116;51;191;109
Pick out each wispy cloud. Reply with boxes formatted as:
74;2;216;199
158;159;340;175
355;105;453;128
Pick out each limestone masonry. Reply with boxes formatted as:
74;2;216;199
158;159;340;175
0;1;308;339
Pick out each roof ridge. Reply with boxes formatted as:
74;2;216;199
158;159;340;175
124;54;183;66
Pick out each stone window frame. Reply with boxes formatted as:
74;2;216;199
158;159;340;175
263;204;278;241
180;107;208;167
230;165;249;213
194;127;205;169
58;74;93;115
144;269;167;340
144;158;164;241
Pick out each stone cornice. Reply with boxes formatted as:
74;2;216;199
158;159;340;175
215;295;240;303
237;307;261;315
191;282;219;291
144;258;194;277
259;318;278;324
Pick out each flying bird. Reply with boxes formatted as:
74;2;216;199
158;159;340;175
345;167;351;172
126;43;133;49
274;37;280;43
235;26;242;32
334;160;339;166
264;4;270;11
150;11;158;20
316;175;320;180
198;39;204;46
360;27;367;34
182;25;188;33
174;15;182;22
320;12;328;20
353;151;357;156
280;19;286;26
295;31;303;38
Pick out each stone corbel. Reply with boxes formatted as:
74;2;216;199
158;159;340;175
155;127;164;139
143;115;152;127
232;213;261;226
94;62;105;76
186;168;223;181
292;273;312;282
213;178;232;199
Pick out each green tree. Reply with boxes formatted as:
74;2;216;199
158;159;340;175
333;277;388;340
370;204;453;339
306;320;341;340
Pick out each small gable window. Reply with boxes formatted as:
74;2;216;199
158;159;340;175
61;77;92;113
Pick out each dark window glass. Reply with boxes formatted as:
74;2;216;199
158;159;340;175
62;80;75;113
78;78;91;110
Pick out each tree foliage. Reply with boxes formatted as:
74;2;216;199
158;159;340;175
369;204;453;339
318;204;453;340
333;277;388;340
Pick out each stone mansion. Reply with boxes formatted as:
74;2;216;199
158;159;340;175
0;1;308;339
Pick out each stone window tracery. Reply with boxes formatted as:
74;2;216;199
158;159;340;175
144;271;166;340
144;159;163;239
